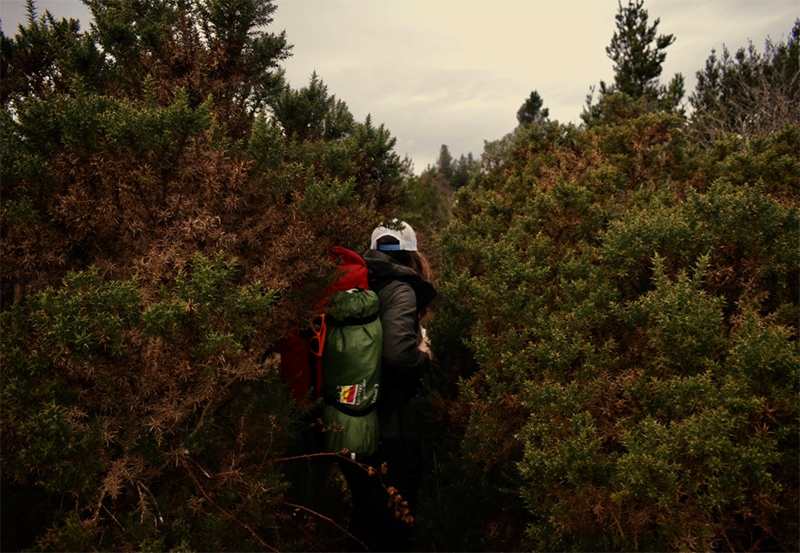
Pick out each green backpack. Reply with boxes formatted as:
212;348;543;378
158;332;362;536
321;286;383;459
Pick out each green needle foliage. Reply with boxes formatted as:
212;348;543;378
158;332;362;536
1;1;403;550
421;93;799;551
689;20;800;145
1;257;293;551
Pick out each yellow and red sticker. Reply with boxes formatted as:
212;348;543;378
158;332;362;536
339;385;359;405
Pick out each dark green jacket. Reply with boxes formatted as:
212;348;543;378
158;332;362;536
363;249;436;440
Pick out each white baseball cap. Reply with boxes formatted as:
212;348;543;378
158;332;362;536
370;220;417;251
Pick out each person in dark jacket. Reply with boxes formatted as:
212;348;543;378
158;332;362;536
365;222;436;439
341;220;436;552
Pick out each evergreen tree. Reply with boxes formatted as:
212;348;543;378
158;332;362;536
451;152;480;190
436;143;454;181
605;0;674;99
689;19;800;145
584;0;684;123
271;71;354;140
516;90;549;126
453;154;470;189
398;166;452;233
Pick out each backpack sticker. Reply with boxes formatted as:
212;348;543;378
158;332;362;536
338;384;359;405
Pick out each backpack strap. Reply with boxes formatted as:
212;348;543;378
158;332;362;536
326;312;379;328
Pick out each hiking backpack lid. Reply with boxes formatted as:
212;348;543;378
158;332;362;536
321;246;369;302
279;247;370;407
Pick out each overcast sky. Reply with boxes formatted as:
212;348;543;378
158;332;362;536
2;0;798;172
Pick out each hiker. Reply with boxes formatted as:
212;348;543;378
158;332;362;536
341;220;437;552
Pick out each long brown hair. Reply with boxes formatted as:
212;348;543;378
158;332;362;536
408;251;432;283
375;236;433;282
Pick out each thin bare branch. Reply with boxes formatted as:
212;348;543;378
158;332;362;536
181;456;278;552
280;499;367;551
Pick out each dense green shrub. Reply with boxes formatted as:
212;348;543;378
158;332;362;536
3;3;798;551
1;2;402;550
422;94;799;551
1;256;301;550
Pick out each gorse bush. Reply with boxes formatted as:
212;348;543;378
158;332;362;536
1;1;402;550
422;95;799;551
3;2;798;551
1;256;298;550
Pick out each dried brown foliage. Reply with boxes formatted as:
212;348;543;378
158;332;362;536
1;2;402;550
